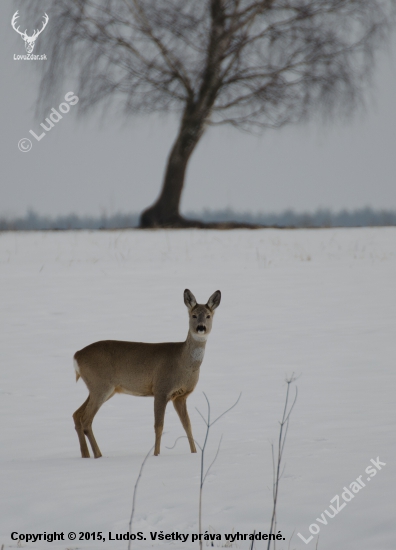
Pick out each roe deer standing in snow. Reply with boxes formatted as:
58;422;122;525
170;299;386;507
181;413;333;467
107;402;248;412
73;289;221;458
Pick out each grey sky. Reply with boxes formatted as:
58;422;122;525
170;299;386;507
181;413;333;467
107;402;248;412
2;1;396;218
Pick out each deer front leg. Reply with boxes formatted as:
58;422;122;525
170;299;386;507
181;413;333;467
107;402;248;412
154;395;168;456
173;395;197;453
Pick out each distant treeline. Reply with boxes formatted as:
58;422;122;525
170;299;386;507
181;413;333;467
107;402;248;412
189;208;396;228
1;208;396;230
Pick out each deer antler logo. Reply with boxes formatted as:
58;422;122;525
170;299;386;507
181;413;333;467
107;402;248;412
11;11;49;54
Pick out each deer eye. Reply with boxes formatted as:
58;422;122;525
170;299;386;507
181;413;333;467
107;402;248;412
192;315;197;318
206;315;210;319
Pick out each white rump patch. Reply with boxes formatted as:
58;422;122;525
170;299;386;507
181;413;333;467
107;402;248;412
73;358;80;375
191;347;205;362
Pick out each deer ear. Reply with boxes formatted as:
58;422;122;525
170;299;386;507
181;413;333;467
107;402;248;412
207;290;221;311
184;289;197;310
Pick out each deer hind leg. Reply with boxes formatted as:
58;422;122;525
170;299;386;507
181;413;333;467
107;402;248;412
73;396;91;458
79;387;115;459
154;395;169;456
73;388;115;458
173;395;197;453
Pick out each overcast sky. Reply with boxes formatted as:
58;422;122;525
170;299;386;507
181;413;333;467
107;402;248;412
2;1;396;218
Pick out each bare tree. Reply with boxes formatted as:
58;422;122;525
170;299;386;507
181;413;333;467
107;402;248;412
24;0;395;227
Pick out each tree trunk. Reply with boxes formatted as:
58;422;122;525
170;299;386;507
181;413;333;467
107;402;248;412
140;107;206;228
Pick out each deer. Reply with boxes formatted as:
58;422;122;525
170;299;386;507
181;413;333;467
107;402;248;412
11;11;49;54
72;289;221;458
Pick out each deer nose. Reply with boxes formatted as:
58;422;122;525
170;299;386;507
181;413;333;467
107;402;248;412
197;324;206;334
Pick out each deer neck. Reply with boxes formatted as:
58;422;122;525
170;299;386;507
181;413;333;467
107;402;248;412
184;330;207;366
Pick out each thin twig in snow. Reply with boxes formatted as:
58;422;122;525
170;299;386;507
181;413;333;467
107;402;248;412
195;393;241;550
165;393;241;550
128;445;154;550
266;375;298;550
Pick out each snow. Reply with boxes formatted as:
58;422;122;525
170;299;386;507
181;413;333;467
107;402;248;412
0;228;395;550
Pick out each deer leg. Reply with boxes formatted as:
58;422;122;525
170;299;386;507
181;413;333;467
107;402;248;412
154;395;168;456
173;395;197;453
73;396;91;458
80;388;113;459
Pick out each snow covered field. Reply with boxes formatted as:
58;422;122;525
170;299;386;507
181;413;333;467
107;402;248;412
0;228;395;550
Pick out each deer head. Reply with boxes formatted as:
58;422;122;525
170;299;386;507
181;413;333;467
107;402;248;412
11;11;49;54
